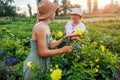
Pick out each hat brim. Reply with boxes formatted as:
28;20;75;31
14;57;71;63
70;12;82;16
37;3;58;20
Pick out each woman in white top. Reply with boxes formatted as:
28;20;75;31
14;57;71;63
64;8;86;35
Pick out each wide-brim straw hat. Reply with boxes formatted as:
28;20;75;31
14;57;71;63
70;8;83;16
37;0;58;20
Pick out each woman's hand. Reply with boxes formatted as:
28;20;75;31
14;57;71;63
71;37;81;41
64;33;81;42
65;33;79;38
61;46;72;53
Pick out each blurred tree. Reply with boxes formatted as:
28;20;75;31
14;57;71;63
27;4;32;17
35;0;42;21
103;0;120;13
54;0;59;16
54;0;58;3
72;4;81;8
111;0;114;4
36;0;42;5
59;0;72;16
1;0;14;3
0;0;16;17
87;0;92;13
15;6;21;12
93;0;98;13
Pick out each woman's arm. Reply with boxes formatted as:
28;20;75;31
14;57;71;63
49;33;80;49
35;26;72;57
49;39;63;49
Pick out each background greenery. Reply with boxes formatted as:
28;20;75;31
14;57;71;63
0;0;120;79
0;16;120;80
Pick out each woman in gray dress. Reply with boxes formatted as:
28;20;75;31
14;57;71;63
23;0;76;80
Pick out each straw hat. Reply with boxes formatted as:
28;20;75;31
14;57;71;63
37;0;58;20
70;8;83;16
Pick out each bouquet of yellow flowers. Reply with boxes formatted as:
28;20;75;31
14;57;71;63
54;29;85;49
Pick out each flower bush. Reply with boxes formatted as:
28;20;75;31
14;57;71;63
30;64;62;80
51;31;120;80
50;65;62;80
0;28;29;80
0;20;120;80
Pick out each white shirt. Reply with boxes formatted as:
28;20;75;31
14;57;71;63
65;21;86;35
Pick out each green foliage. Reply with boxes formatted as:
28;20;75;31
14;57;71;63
51;34;120;80
55;16;71;19
31;65;51;80
0;62;23;80
86;21;120;54
0;0;16;17
0;26;30;79
0;17;12;25
0;31;29;61
0;17;120;79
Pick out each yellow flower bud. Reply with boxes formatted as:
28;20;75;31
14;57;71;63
75;28;83;36
94;69;99;73
96;65;100;68
95;58;99;62
27;61;32;68
100;45;105;52
55;64;59;69
50;65;53;67
50;68;53;72
57;31;63;38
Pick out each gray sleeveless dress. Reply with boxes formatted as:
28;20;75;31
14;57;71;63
23;23;51;80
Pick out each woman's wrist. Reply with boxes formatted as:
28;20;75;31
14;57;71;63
59;48;64;53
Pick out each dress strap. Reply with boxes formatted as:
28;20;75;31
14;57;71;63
32;22;41;31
